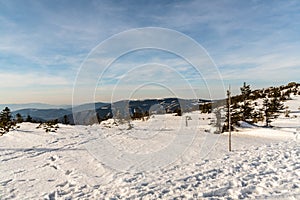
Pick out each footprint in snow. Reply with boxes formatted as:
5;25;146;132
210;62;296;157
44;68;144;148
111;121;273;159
65;170;72;175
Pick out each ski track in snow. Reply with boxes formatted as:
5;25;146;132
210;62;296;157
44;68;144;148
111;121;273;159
0;111;299;199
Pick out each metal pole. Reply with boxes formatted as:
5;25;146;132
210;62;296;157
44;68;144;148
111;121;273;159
228;85;232;152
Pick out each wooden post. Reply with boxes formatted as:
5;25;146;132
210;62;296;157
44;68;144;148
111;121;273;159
186;116;188;127
227;85;232;152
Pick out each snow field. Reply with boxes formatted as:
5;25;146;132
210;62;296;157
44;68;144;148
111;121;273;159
0;104;299;199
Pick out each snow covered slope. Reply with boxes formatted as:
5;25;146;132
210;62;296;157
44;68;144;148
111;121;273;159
0;109;299;199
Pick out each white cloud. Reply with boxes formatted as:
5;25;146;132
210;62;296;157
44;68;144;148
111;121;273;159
0;72;70;88
1;0;300;103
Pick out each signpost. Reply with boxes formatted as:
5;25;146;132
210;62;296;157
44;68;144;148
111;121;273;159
227;85;232;152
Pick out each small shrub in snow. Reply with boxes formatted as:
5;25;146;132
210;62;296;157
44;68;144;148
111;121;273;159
36;120;59;133
127;123;134;130
186;116;192;120
284;108;290;118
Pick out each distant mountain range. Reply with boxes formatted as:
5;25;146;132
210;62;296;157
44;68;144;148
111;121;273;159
6;98;211;125
0;103;70;111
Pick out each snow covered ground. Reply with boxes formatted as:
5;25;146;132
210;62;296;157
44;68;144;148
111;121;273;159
0;101;299;199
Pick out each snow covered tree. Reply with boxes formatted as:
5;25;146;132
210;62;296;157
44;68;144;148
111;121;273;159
222;82;264;132
263;97;284;127
240;82;255;122
174;107;182;116
241;82;251;100
263;99;272;127
0;107;16;135
222;87;239;132
199;102;212;113
223;101;241;132
270;96;285;115
0;107;11;122
212;108;223;134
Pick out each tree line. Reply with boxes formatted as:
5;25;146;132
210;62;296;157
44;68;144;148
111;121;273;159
200;82;299;132
0;107;67;135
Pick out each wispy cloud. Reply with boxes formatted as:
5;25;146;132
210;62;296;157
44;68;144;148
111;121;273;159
1;0;300;103
0;72;70;88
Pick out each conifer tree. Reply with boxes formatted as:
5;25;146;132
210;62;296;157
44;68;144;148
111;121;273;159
16;113;23;123
241;82;251;99
0;107;16;135
63;115;69;124
222;82;263;132
240;82;255;122
263;97;284;127
26;115;33;122
263;99;272;127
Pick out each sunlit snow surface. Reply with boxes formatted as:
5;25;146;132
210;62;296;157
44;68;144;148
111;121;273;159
0;98;299;199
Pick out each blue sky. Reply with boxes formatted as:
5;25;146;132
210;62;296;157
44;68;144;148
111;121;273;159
0;0;300;104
